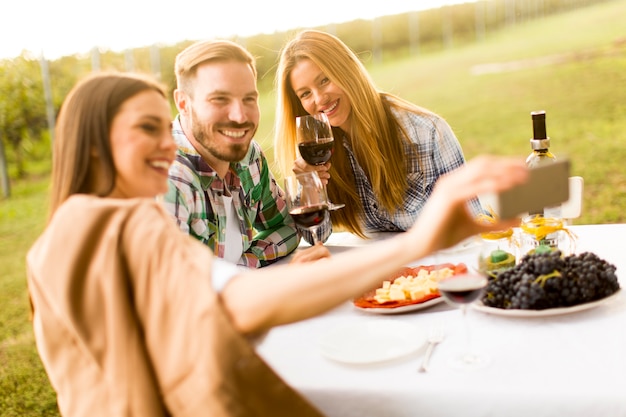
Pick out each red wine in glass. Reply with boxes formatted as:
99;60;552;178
296;113;344;210
284;172;329;245
289;204;329;229
298;139;334;166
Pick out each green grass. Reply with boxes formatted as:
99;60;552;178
2;0;626;414
0;177;58;415
363;0;626;225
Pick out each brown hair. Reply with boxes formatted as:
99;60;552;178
49;72;167;221
274;30;433;237
174;39;257;97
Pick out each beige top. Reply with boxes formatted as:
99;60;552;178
27;195;323;417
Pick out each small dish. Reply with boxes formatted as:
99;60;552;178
318;320;426;364
354;296;445;315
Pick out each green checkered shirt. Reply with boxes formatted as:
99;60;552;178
162;117;299;268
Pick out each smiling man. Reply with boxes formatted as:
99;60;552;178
162;40;318;268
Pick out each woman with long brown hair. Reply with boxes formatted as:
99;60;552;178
274;30;484;239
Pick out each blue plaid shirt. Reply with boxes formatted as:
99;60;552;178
327;106;484;235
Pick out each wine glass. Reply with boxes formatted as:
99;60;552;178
437;262;489;371
284;171;330;245
296;113;345;210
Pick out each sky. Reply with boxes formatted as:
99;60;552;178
2;0;472;60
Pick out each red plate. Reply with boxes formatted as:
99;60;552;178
353;263;468;309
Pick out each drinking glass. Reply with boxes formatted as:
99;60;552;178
284;171;330;245
296;113;345;210
437;264;489;371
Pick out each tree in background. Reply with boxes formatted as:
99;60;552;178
0;56;48;181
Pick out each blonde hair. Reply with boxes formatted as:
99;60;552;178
274;30;433;237
49;72;167;221
175;39;257;97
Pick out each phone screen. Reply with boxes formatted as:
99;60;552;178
480;159;571;220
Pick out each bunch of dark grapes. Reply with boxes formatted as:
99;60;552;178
482;251;620;310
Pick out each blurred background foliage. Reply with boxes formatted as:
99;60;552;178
0;0;612;186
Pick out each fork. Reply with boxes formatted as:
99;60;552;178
418;323;445;373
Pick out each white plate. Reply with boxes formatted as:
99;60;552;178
472;290;621;317
318;320;426;364
354;296;445;315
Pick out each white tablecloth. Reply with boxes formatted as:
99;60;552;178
257;225;626;417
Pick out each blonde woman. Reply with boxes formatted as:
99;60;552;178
275;30;484;239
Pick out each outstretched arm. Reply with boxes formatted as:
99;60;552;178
222;155;529;334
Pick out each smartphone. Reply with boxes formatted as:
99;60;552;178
479;159;571;220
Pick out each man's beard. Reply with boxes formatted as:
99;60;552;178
190;112;255;163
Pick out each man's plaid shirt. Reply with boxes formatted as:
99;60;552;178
162;117;299;268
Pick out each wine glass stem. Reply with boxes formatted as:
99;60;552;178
461;304;472;360
309;226;320;245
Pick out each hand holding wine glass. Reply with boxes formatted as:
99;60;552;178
284;171;330;245
296;113;344;210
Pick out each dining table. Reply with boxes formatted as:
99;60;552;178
257;224;626;417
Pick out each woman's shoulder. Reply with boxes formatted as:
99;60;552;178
384;95;443;125
391;105;447;135
53;195;165;228
28;196;168;275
